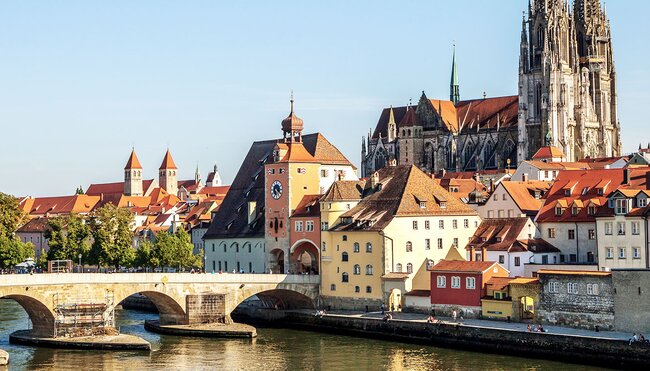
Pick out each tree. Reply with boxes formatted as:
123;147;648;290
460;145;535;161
0;235;34;269
0;192;34;269
75;186;84;195
88;204;135;269
134;240;154;269
45;214;91;262
0;192;26;238
143;228;201;271
172;228;200;270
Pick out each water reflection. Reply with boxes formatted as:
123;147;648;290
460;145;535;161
0;299;609;370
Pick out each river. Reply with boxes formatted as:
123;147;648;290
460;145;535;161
0;299;608;370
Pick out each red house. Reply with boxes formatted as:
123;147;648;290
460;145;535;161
429;260;509;317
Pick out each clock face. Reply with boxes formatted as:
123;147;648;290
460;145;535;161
271;180;283;200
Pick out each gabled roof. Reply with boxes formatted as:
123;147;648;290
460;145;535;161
467;218;531;252
292;195;322;218
321;180;367;201
20;195;100;216
124;149;143;170
430;260;505;274
277;142;317;163
159;149;177;170
500;180;552;216
16;217;51;233
86;179;155;196
532;146;565;160
398;107;420;128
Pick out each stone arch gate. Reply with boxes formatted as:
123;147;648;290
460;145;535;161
0;273;319;337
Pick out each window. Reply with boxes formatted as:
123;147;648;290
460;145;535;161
366;242;372;253
639;198;648;207
453;220;458;229
353;243;360;253
588;205;597;215
548;282;559;293
568;229;575;240
633;247;640;259
437;238;443;249
498;210;504;218
425;220;430;230
366;286;372;293
588;229;595;240
406;241;413;252
514;257;521;266
604;222;613;235
615;199;629;215
425;239;431;250
306;221;314;231
493;194;498;201
342;273;349;282
548;228;556;238
619;247;626;259
440;201;446;209
365;264;373;275
571;206;579;216
419;201;426;209
342;252;349;262
617;222;626;236
453;238;459;247
355;286;360;293
502;194;507;201
342;235;348;241
632;222;640;235
396;263;403;272
567;283;578;294
606;247;613;259
321;169;329;177
353;264;361;275
587;284;599;296
295;221;303;232
555;206;563;216
507;210;513;218
437;275;446;288
321;222;329;231
451;276;461;289
413;221;418;230
487;210;494;218
330;284;336;291
406;263;413;273
322;242;327;252
542;255;548;264
439;220;445;229
499;255;505;264
466;277;476;289
464;219;469;228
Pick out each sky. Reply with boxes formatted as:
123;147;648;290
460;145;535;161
1;1;648;197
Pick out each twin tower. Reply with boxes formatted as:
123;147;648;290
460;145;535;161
123;149;179;197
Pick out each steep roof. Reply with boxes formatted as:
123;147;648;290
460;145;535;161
532;146;566;160
16;217;51;233
124;149;143;170
203;133;353;240
20;195;100;216
467;218;532;252
500;180;552;216
430;260;503;274
292;195;322;218
321;180;367;201
86;179;155;196
159;149;178;170
436;178;487;201
331;165;476;232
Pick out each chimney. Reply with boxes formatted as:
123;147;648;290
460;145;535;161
481;247;487;262
248;201;257;224
440;169;447;178
624;168;631;185
371;171;380;189
489;179;495;192
474;173;480;182
337;171;344;181
522;173;529;182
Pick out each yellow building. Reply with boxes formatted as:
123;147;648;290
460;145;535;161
320;165;481;310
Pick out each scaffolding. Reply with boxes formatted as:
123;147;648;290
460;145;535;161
52;291;116;338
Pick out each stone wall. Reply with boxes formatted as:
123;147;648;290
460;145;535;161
537;273;614;330
186;294;229;324
430;304;481;319
613;269;650;333
320;295;382;312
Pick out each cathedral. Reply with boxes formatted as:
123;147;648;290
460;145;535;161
361;0;621;178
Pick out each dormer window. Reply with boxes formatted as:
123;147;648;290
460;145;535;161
534;191;541;199
481;237;487;242
495;237;502;243
615;199;629;215
597;188;604;196
571;206;579;216
588;205;597;215
555;206;563;216
440;201;447;209
564;189;571;196
419;201;426;209
581;187;590;195
639;198;648;208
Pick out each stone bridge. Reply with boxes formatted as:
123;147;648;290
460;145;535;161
0;273;319;337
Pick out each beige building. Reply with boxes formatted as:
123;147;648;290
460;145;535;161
320;165;481;311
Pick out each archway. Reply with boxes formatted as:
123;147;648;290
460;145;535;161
2;294;56;337
115;290;187;326
290;241;319;274
520;296;535;320
388;289;402;312
270;249;285;274
232;288;316;323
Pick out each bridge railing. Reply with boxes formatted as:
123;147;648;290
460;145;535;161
0;273;320;287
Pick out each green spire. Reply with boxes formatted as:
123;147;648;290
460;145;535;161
450;44;460;105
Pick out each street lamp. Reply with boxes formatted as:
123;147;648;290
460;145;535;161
78;253;82;273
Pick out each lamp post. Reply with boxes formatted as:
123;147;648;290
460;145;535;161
78;253;82;273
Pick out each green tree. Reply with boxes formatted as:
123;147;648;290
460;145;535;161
0;192;26;238
0;235;34;269
173;228;200;270
45;214;91;262
88;204;135;269
135;240;155;269
0;192;34;269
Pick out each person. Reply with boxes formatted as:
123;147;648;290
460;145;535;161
630;333;638;345
452;310;457;321
538;325;545;333
398;304;402;312
391;304;395;313
527;324;532;332
640;334;648;343
232;269;236;274
380;303;385;315
427;315;437;324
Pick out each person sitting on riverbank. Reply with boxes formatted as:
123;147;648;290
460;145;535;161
527;324;532;332
630;333;639;345
639;334;649;343
537;325;546;333
383;313;392;322
314;310;326;318
426;315;437;324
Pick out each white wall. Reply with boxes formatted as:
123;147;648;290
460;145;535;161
478;183;525;219
538;221;597;264
204;237;266;273
597;216;647;270
318;165;358;195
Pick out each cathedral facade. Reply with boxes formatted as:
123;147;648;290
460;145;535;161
362;0;621;178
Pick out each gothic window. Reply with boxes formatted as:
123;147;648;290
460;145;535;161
483;141;496;168
535;83;542;117
503;140;516;168
464;142;476;169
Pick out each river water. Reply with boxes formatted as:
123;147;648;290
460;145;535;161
0;299;608;370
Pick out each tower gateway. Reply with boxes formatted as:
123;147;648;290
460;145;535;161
517;0;621;162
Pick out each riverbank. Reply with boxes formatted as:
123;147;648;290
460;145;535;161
144;320;256;338
9;330;151;351
234;309;649;368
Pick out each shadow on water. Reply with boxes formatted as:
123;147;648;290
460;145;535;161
0;299;613;370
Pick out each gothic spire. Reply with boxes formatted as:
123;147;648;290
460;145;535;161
450;45;460;105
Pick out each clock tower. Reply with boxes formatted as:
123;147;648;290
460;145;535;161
265;95;321;273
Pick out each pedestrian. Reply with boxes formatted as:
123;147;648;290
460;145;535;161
527;324;532;332
630;333;638;345
391;304;395;313
381;303;385;315
398;304;402;312
452;310;457;321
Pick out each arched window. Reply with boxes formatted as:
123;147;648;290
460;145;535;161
406;241;413;252
342;252;349;262
406;263;413;273
464;141;476;169
366;286;372;293
366;242;372;253
503;140;516;168
342;272;349;282
355;286;360;293
353;264;361;275
396;263;403;272
366;264;373;275
408;129;411;136
353;242;360;253
330;284;336;291
484;141;496;168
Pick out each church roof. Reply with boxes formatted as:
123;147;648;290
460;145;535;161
124;149;143;170
398;108;420;128
86;179;155;196
159;149;178;170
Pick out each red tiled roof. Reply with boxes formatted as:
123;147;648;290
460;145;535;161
86;179;155;196
532;146;565;160
124;149;142;170
292;195;322;218
486;276;515;291
159;149;177;170
16;217;51;233
501;180;552;216
430;260;500;273
20;195;100;216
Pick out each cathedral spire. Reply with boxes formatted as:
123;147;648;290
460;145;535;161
450;45;460;105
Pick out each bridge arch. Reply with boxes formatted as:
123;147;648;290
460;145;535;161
289;239;319;274
1;294;55;337
113;289;187;325
236;289;316;311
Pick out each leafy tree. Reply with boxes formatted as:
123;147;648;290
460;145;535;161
75;186;84;195
135;240;154;269
0;192;26;238
88;204;135;269
45;214;91;262
173;228;200;270
0;235;34;269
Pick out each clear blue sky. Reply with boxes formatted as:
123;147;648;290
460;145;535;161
1;1;648;197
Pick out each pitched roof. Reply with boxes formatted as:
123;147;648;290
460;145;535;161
486;276;515;291
398;107;420;128
500;180;552;216
532;146;566;160
16;217;51;233
430;260;503;274
159;149;177;170
124;149;143;170
436;178;487;201
516;239;561;254
331;165;476;232
467;218;531;252
292;195;322;218
277;142;317;163
86;179;155;196
203;133;352;239
20;195;100;216
321;180;367;201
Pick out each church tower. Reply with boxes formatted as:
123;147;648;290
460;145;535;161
450;46;460;105
159;149;178;196
124;149;143;196
517;0;620;162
